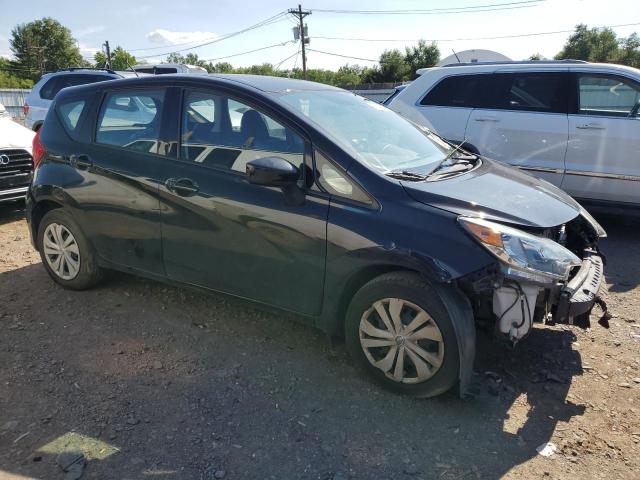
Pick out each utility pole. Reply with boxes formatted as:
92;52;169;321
289;5;311;79
103;41;112;69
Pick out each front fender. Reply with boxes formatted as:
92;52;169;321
431;281;476;398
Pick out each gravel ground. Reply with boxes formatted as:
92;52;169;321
0;202;639;480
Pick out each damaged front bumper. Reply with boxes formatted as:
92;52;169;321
553;252;605;327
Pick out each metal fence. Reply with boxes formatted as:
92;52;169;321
0;89;29;120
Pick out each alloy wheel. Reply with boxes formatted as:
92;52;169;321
359;298;444;384
43;223;81;280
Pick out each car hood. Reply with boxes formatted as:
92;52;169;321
0;116;34;153
401;158;581;228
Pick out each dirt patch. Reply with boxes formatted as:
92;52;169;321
1;202;639;479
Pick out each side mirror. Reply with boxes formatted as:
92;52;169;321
246;157;299;187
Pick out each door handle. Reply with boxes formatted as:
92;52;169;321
70;154;92;169
474;117;500;122
165;177;199;196
576;123;606;130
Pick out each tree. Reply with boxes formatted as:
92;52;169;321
94;46;136;70
10;17;83;80
404;40;439;78
0;58;34;88
555;24;619;62
617;33;640;68
377;49;410;83
528;53;544;61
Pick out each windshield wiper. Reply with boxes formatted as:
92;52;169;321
385;170;428;181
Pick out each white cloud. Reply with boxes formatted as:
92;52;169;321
76;25;106;38
146;29;217;47
78;43;100;60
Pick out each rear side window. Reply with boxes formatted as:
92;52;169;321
40;74;116;100
577;74;640;117
57;100;86;139
488;73;568;113
96;89;167;155
420;74;489;108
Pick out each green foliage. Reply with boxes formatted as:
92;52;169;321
10;17;83;81
617;33;640;68
95;46;137;70
555;24;640;66
0;58;34;88
404;40;440;78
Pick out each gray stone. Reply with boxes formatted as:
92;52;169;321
214;469;226;479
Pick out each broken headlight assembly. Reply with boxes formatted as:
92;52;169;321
459;217;582;284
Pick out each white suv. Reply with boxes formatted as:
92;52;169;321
386;60;640;211
23;69;129;131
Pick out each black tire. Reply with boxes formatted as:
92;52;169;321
37;209;103;290
345;271;460;398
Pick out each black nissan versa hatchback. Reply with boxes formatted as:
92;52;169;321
27;74;607;398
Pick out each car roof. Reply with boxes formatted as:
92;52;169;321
416;61;640;76
56;73;344;98
209;74;343;93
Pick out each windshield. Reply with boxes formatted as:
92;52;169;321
279;90;451;174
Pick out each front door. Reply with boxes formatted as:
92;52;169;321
465;71;569;187
563;72;640;205
158;89;329;315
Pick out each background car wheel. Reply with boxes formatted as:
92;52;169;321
37;209;103;290
345;271;460;398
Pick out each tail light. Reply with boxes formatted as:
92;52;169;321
32;129;46;168
23;103;29;116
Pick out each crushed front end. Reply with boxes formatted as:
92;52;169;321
457;208;607;343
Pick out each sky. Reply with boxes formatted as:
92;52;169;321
0;0;639;70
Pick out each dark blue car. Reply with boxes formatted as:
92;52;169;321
26;74;607;397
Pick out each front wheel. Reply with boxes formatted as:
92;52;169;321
345;272;460;398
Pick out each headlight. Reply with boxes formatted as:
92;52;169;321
459;217;582;282
579;207;607;238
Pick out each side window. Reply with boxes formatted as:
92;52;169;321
40;75;114;100
577;74;640;117
489;73;567;113
57;99;86;139
96;89;166;155
180;90;305;173
420;75;487;108
315;151;373;205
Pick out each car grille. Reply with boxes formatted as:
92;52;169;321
0;149;33;178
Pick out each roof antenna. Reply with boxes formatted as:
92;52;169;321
125;60;139;78
451;49;462;64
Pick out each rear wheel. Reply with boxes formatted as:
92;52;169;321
345;272;460;397
37;209;103;289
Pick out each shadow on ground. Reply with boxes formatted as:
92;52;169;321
1;262;586;480
2;205;638;479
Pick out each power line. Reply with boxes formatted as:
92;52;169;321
312;21;640;43
274;49;301;70
310;0;545;15
202;41;295;62
306;48;378;62
134;11;289;59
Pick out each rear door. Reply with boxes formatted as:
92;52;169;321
71;86;173;275
157;88;329;315
465;70;569;187
563;71;640;205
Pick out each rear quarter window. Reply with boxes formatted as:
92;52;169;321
56;99;86;140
